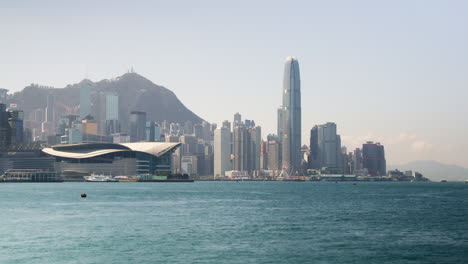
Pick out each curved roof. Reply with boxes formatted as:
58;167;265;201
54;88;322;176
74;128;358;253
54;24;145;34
42;142;181;159
121;142;182;157
52;143;131;152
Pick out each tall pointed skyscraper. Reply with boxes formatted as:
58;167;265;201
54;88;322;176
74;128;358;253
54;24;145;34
279;56;301;172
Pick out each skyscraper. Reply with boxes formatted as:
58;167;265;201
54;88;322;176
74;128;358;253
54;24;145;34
222;120;231;131
362;142;386;176
233;112;242;128
180;134;198;154
154;124;161;142
353;148;363;171
202;121;211;141
279;56;301;171
232;126;251;172
145;121;156;142
80;83;92;120
308;125;320;169
105;94;120;135
45;93;55;124
316;122;343;173
193;124;203;140
41;93;56;136
214;127;231;177
250;126;261;171
277;107;284;141
267;140;281;171
8;109;24;145
308;122;345;173
245;120;255;128
105;94;119;121
0;104;9;150
0;89;8;103
260;141;268;170
129;111;146;142
184;120;193;135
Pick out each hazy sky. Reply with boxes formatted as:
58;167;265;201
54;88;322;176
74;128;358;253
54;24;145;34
1;0;467;167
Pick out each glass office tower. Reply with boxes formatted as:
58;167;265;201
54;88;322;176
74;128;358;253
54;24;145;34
280;56;301;172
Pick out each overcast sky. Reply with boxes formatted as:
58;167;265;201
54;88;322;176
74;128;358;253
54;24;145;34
1;0;467;167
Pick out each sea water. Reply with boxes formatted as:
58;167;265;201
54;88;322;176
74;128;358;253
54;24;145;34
1;182;467;264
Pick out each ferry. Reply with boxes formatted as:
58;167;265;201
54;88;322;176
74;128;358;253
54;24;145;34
84;174;119;182
114;176;137;182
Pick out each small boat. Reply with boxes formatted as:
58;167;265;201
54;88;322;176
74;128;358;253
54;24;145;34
80;193;87;198
440;179;447;183
84;174;119;182
464;180;468;184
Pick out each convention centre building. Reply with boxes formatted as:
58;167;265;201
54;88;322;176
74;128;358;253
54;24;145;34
42;142;180;177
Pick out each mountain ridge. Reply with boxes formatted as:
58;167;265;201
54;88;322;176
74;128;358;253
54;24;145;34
7;72;204;130
388;160;468;181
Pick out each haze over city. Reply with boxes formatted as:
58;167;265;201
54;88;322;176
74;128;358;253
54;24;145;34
1;0;467;168
1;2;468;263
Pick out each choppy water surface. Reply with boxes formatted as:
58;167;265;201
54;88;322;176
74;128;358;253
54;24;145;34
1;182;467;264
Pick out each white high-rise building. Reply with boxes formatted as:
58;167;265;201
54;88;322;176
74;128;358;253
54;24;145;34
214;127;231;177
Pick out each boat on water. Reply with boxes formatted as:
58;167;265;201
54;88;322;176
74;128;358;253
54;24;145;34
464;180;468;184
84;174;119;182
113;176;137;182
440;179;447;183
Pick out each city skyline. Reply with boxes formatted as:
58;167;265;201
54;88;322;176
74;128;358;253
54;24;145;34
1;1;467;168
2;2;467;263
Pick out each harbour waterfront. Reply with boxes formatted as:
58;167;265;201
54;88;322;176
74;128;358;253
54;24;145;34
1;182;467;264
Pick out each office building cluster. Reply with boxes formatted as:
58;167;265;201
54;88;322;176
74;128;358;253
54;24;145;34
307;122;386;176
213;57;387;178
214;57;303;178
0;57;390;179
214;114;264;178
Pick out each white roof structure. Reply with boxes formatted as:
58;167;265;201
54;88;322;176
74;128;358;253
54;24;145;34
121;142;181;157
42;142;181;159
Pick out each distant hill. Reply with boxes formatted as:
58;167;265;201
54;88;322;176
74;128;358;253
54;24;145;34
389;160;468;182
8;72;204;130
